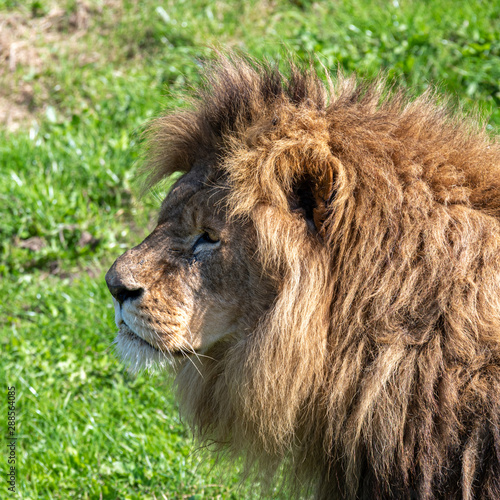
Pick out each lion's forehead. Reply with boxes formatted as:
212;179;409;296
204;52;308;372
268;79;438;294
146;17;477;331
159;184;227;236
158;182;201;222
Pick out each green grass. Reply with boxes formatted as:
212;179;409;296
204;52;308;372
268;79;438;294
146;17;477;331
2;273;260;499
1;0;499;498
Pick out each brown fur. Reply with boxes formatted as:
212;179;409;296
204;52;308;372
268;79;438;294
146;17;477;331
108;54;500;499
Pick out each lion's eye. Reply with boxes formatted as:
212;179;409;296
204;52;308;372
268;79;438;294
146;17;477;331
192;231;220;255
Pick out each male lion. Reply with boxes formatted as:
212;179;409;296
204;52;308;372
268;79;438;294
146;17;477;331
105;55;500;499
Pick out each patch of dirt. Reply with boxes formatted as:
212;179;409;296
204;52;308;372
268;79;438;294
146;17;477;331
15;236;47;251
0;1;120;131
77;230;100;249
0;96;32;131
39;262;103;281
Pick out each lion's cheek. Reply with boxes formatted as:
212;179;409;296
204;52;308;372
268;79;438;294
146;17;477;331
160;291;246;354
186;303;242;352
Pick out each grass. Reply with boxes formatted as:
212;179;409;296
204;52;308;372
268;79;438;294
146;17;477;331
1;0;499;498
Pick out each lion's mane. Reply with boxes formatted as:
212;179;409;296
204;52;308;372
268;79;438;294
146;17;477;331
144;56;500;499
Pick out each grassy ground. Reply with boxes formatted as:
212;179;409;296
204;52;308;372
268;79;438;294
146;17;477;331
1;0;499;498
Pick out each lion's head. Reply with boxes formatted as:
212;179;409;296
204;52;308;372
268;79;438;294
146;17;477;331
106;55;500;499
106;164;275;367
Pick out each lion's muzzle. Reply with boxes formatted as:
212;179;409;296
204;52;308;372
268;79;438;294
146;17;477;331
105;246;148;305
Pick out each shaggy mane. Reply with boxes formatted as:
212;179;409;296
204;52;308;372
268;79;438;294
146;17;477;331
144;55;500;499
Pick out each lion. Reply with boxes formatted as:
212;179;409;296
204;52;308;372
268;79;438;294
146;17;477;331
105;54;500;499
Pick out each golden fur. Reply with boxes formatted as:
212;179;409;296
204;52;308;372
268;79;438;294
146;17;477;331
107;55;500;499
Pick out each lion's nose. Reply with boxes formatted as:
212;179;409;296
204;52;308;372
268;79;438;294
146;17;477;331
105;265;144;305
107;283;143;304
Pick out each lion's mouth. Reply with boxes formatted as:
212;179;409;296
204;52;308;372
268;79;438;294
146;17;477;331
119;319;197;358
119;321;162;353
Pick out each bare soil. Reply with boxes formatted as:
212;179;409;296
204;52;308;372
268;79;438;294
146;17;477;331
0;1;116;131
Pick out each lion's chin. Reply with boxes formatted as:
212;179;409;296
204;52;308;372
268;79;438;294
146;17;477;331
113;324;175;373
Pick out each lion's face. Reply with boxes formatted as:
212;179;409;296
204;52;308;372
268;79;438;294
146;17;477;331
105;168;274;370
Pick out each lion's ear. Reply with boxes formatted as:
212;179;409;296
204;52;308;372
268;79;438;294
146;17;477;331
291;168;335;235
